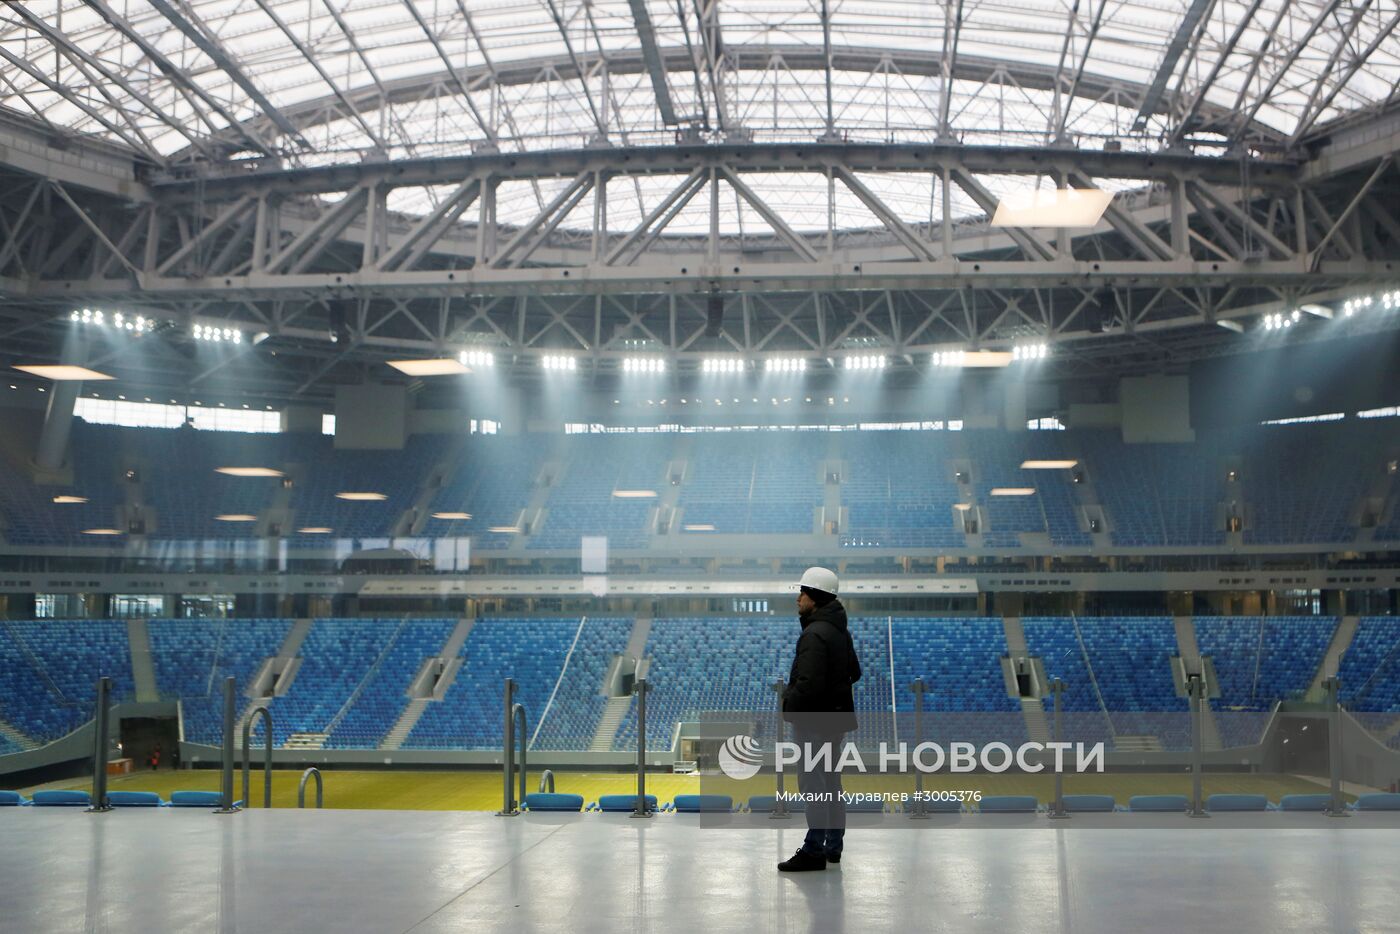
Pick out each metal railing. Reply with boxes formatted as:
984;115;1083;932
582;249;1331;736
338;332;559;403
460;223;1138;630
497;678;528;816
907;678;927;820
216;676;239;814
242;707;273;809
630;679;652;818
298;767;323;808
86;676;113;813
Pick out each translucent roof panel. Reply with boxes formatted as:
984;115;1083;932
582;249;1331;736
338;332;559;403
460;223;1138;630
1;0;1395;169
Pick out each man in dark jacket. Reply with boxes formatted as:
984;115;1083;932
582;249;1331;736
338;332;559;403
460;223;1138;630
778;566;861;872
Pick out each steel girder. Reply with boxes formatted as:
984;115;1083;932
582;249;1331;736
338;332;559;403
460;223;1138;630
0;145;1394;396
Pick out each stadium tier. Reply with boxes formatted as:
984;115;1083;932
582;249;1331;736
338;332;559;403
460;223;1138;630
3;421;1396;551
3;614;1393;758
0;619;135;743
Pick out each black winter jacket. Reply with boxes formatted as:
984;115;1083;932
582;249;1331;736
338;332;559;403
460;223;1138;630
781;598;861;734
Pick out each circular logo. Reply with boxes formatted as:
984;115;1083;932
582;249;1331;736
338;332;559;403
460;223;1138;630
718;734;764;780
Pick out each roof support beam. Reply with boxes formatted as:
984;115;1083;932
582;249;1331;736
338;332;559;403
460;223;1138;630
246;0;388;151
1133;0;1217;131
626;0;680;124
396;0;497;143
1288;5;1399;146
1170;0;1265;143
142;0;309;149
80;0;272;155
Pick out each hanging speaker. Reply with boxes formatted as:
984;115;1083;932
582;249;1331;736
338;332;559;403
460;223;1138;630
704;294;724;337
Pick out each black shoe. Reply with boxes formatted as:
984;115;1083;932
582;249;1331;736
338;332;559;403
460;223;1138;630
778;849;827;872
825;852;841;864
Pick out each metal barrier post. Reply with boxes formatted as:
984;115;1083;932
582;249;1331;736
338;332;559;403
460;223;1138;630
241;707;274;809
1187;674;1209;819
538;770;555;794
297;767;323;808
909;678;928;820
631;679;652;818
1048;679;1069;820
497;678;519;816
1324;677;1350;818
86;676;113;813
215;676;239;813
512;703;527;810
770;679;790;820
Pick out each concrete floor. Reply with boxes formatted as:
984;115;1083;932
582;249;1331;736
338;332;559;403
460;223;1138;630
2;809;1398;934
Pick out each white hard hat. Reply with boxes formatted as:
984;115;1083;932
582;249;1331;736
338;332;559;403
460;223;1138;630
799;566;839;595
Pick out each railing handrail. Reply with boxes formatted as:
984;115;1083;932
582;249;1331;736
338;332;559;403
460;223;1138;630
241;706;274;809
298;767;323;808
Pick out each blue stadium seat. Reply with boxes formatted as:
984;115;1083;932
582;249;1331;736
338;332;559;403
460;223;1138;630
1062;794;1116;812
169;790;229;808
672;794;733;813
1353;793;1400;811
745;795;806;813
1128;794;1188;812
977;795;1038;813
596;794;657;813
523;792;584;812
32;790;91;807
1206;793;1269;812
1278;794;1331;811
108;791;164;808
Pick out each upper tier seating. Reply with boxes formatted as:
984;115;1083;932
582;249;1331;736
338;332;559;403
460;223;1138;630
0;421;1394;551
1077;431;1227;547
1240;424;1384;545
425;434;553;549
963;431;1092;548
529;435;671;549
841;432;965;548
287;435;449;542
678;432;824;534
0;422;129;546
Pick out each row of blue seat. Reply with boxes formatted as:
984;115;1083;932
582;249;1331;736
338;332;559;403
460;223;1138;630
0;789;240;808
7;422;1397;547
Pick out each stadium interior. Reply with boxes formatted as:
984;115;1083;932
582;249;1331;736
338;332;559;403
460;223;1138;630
0;0;1398;930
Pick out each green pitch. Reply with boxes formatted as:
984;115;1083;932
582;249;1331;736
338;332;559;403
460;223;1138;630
32;768;1344;811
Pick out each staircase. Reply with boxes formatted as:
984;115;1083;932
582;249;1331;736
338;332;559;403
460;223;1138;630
126;618;159;702
1310;615;1359;698
0;715;39;752
235;618;315;737
1020;696;1052;744
1113;735;1164;753
283;733;328;750
379;618;475;751
381;698;432;751
589;696;634;752
1174;615;1224;751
